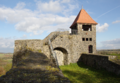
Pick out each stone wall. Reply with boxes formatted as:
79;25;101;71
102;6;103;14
77;24;96;54
14;39;51;59
79;53;120;75
13;25;97;66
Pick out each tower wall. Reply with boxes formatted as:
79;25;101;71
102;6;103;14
77;24;96;54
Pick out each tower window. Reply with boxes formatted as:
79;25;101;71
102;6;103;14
90;38;92;41
82;25;92;31
86;38;88;41
82;38;85;41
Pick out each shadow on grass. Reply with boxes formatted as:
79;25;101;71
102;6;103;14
61;62;120;83
77;62;120;83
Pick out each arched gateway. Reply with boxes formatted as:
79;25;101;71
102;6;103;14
54;47;68;66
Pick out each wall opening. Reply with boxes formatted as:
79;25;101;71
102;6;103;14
90;38;92;41
82;38;85;41
86;38;88;41
82;25;92;31
54;47;68;65
89;45;93;53
71;24;78;34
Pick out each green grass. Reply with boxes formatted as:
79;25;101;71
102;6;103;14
106;54;120;59
4;63;12;72
60;62;120;83
0;54;4;57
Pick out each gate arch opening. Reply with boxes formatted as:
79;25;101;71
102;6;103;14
53;47;68;65
89;45;93;53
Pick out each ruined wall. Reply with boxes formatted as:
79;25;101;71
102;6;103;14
13;29;97;66
79;53;120;75
14;39;51;58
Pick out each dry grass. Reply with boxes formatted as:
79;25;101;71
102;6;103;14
0;53;13;76
0;67;6;76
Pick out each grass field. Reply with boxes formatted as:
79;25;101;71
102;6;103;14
60;62;120;83
106;54;120;59
0;52;120;83
0;53;13;76
0;54;4;57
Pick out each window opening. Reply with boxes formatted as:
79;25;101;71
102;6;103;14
82;38;85;41
71;25;78;34
86;38;88;41
90;38;92;41
82;25;92;31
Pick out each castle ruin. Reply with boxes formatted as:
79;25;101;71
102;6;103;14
14;8;97;66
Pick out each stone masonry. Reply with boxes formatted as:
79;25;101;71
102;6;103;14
13;8;97;66
14;24;96;66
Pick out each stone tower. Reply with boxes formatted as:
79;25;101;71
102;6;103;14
70;8;98;53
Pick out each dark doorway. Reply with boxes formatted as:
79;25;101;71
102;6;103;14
89;45;93;53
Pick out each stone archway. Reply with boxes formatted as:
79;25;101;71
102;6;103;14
89;45;93;53
53;47;68;66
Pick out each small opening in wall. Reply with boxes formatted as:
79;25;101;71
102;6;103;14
82;25;92;31
82;38;85;41
71;24;78;35
86;38;88;41
90;38;92;41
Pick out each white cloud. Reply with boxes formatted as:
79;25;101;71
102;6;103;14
0;35;28;49
0;1;77;36
36;0;78;15
30;34;33;36
14;2;26;9
102;38;120;44
61;0;71;3
112;20;120;24
97;38;120;49
62;4;78;16
96;23;109;32
0;37;14;48
0;35;29;53
20;34;27;39
33;31;38;35
0;7;36;23
37;0;62;13
15;14;75;34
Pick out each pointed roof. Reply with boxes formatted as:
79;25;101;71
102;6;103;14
70;9;97;28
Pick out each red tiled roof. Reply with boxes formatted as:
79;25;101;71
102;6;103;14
70;9;97;28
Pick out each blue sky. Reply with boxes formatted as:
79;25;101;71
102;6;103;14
0;0;120;53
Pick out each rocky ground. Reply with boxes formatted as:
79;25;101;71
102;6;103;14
0;49;70;83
